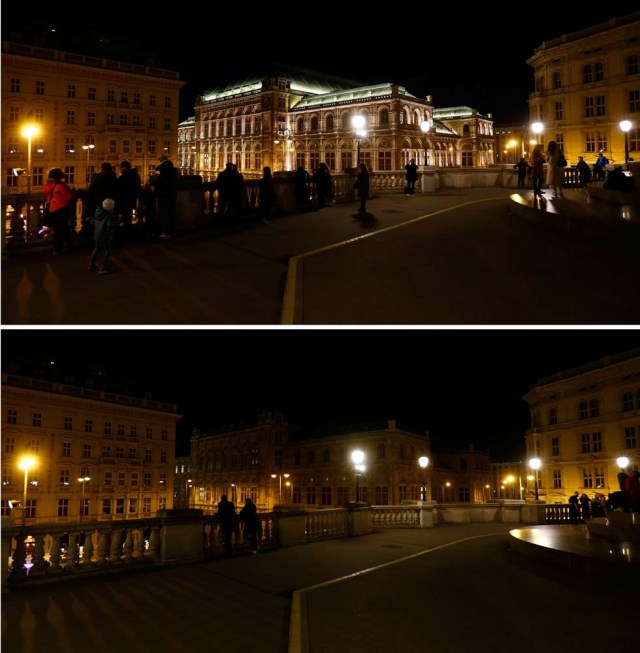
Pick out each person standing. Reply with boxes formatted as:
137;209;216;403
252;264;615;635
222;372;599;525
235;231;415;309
568;491;580;524
152;156;178;239
576;156;591;189
239;497;260;553
593;151;609;182
216;494;237;557
546;140;566;198
43;168;74;255
404;158;418;195
530;144;545;197
87;198;118;274
258;166;276;224
294;165;311;209
513;157;529;189
355;162;370;213
314;162;334;208
579;493;592;521
116;161;141;238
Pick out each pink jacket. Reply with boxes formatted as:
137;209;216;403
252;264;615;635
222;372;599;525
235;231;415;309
44;180;74;212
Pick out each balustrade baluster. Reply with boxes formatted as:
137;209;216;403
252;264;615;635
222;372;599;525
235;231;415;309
96;530;109;565
66;533;79;568
83;530;94;564
122;528;133;561
148;527;159;559
11;533;28;576
135;528;145;559
110;529;122;563
32;534;46;570
49;534;62;570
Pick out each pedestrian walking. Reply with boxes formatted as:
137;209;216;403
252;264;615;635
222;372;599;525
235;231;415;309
239;497;261;553
87;198;118;274
404;159;418;195
216;494;237;557
568;491;580;524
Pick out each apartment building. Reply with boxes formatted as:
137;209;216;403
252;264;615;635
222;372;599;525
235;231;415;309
523;347;640;502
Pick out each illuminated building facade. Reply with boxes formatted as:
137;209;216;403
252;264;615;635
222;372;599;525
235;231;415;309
527;11;640;166
187;412;492;511
523;347;640;503
1;39;183;196
178;68;494;178
1;366;181;525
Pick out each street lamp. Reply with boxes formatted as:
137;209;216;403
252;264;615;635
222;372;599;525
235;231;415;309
507;139;519;164
271;472;291;505
351;114;367;165
82;141;95;187
418;456;429;501
78;475;90;519
185;478;192;507
420;120;431;167
620;120;632;171
530;122;544;145
18;455;37;527
528;458;541;501
21;124;39;241
351;449;365;503
617;456;630;492
274;127;292;172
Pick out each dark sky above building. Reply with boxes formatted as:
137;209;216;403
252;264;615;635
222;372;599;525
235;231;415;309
3;7;627;123
2;329;639;460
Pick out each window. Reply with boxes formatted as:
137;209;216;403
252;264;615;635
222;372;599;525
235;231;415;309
59;469;70;486
625;426;637;449
85;419;93;433
554;102;563;121
64;416;72;430
32;412;42;427
578;401;588;419
274;448;282;466
104;471;113;486
128;448;136;459
122;139;130;154
88;87;96;100
116;498;125;514
594;62;604;81
116;447;124;458
119;114;128;126
62;442;71;457
310;117;319;132
9;105;20;122
146;427;153;439
133;92;141;105
83;443;92;458
130;425;137;438
581;432;591;453
117;424;125;436
4;437;15;453
142;498;151;514
623;392;634;411
57;498;69;517
106;114;115;125
307;451;315;465
552;72;562;89
10;78;20;92
143;473;152;488
160;450;167;463
149;116;156;129
582;468;593;488
552;469;562;488
326;115;334;131
117;472;126;486
121;91;128;103
590;399;599;417
107;89;115;102
159;473;167;488
148;140;156;155
322;449;331;464
585;97;595;117
549;407;558;425
375;486;389;505
376;444;385;460
102;445;111;457
592;431;602;452
67;85;76;98
131;472;139;487
102;499;111;515
164;118;171;130
629;55;639;75
583;65;593;84
64;137;75;154
36;81;45;95
306;486;316;505
551;437;560;456
359;486;369;503
630;90;640;113
66;110;76;125
7;409;17;425
458;487;470;502
321;486;332;505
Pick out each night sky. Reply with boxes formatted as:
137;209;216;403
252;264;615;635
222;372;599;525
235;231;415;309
2;329;639;460
2;7;626;123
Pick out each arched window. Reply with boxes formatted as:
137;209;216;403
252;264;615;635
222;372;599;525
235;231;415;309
379;109;389;126
553;71;562;89
322;449;331;464
594;61;604;81
376;443;385;460
462;124;470;136
326;115;334;131
310;116;319;132
296;117;304;133
342;113;351;130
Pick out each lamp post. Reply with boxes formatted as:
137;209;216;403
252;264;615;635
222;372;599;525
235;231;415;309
528;458;541;501
351;115;367;165
503;474;515;499
620;120;632;171
616;456;630;492
420;120;431;167
351;449;365;503
274;128;292;172
185;478;192;507
270;472;290;505
82;141;95;187
18;455;37;527
418;456;429;501
21;124;39;241
530;122;544;146
78;475;90;519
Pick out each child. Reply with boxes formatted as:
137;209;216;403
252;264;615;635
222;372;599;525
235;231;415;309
87;198;117;275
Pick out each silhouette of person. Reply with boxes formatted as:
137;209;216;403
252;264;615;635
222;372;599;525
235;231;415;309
593;151;609;181
576;156;591;189
87;198;118;274
294;165;311;209
258;166;276;224
530;144;545;197
43;167;75;255
116;161;141;237
355;162;370;213
513;157;529;189
216;494;237;557
215;162;236;219
405;159;418;195
546;140;565;198
239;497;260;553
579;493;592;521
85;162;119;235
152;156;178;239
314;162;334;208
568;491;580;524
